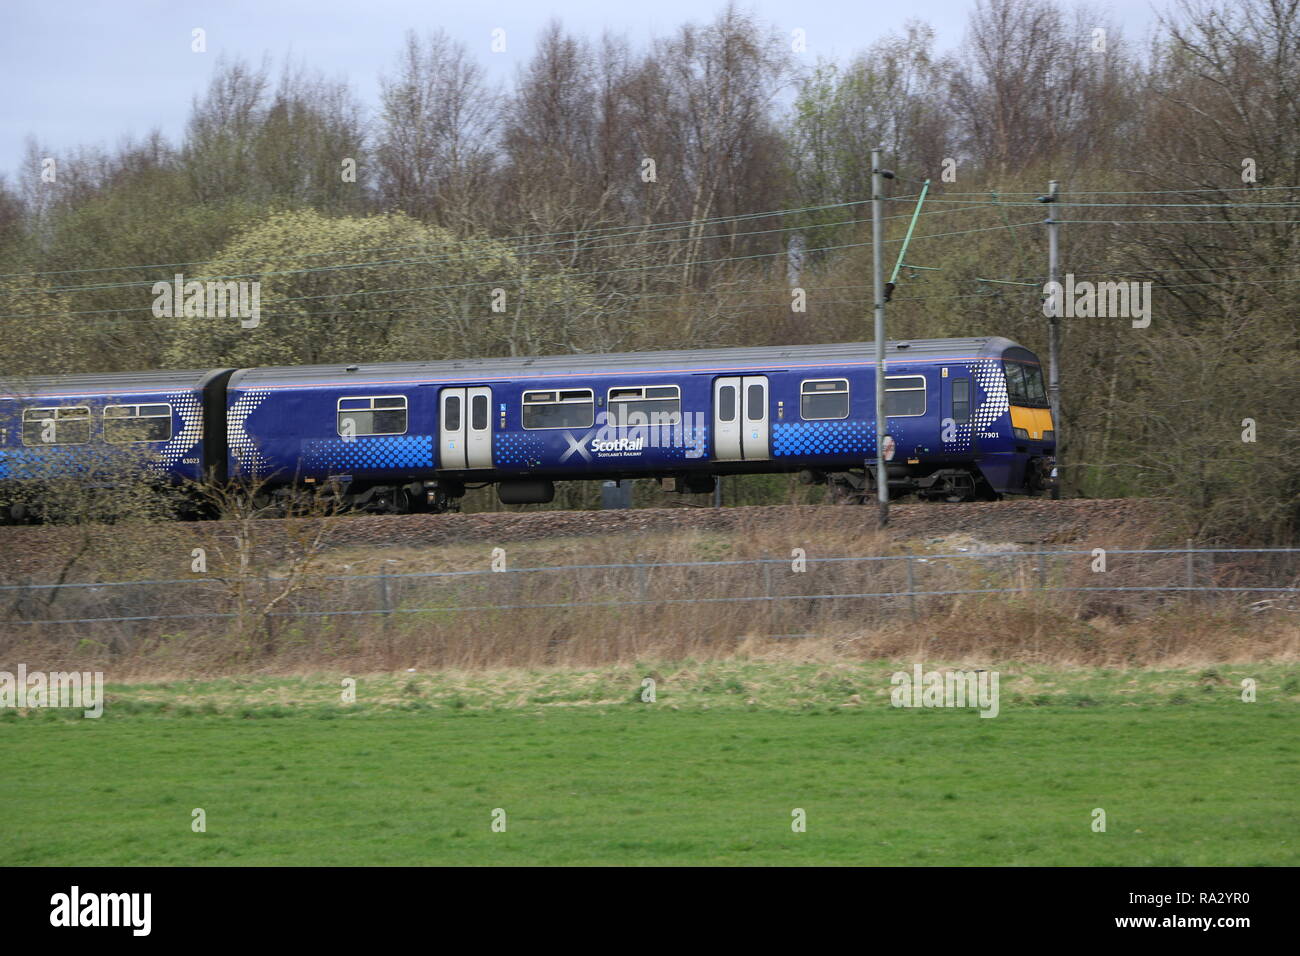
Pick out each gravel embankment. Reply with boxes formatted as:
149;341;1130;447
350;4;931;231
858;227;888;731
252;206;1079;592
0;498;1161;582
310;498;1158;548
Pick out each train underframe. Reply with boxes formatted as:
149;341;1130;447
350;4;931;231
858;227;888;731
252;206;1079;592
326;452;1057;516
1;453;1057;522
813;454;1056;504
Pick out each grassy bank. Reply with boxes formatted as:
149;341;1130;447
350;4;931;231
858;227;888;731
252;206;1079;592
3;662;1296;865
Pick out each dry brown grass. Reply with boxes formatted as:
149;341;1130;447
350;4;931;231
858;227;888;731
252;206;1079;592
6;583;1296;680
4;507;1296;678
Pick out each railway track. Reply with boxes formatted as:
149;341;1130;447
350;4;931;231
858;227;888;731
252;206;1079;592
304;498;1159;548
0;499;1163;583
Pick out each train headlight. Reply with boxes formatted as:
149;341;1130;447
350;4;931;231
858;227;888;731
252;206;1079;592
1012;427;1030;440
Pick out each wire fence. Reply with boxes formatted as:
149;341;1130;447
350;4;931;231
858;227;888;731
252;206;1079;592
3;547;1297;635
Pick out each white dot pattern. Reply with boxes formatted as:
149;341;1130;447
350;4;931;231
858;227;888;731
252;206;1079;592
227;388;270;472
971;359;1008;428
155;392;203;469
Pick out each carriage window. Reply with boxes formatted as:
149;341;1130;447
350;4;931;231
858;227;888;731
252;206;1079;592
717;384;737;422
608;385;681;427
952;379;970;424
104;404;172;443
800;379;849;420
885;376;926;417
337;395;408;437
746;384;765;421
522;389;594;429
22;406;90;446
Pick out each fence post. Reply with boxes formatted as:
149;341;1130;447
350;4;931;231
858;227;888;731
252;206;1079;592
763;561;773;632
377;574;391;630
1185;539;1195;596
905;555;916;621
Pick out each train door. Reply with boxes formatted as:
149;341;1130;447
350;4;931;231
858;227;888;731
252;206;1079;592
465;387;492;468
713;378;741;460
741;376;770;460
439;386;493;469
940;367;971;448
713;375;769;461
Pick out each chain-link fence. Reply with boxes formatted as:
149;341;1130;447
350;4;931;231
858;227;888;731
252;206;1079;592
4;548;1296;640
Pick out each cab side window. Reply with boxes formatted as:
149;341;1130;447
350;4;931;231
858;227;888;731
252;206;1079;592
952;379;970;423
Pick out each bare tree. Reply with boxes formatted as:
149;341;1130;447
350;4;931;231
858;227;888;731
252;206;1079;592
182;56;272;202
789;22;952;219
198;475;338;656
182;56;366;210
376;29;499;227
948;0;1134;176
655;5;793;289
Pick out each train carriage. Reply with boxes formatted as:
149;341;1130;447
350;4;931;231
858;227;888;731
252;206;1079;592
0;368;232;518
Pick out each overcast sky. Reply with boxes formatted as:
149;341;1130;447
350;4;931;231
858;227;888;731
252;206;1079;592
0;0;1162;182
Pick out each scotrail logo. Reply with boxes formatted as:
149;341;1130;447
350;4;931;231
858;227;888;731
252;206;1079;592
560;411;708;462
0;664;103;717
890;664;1000;718
592;436;645;453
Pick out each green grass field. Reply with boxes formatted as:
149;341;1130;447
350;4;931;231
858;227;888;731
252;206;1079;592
2;662;1297;865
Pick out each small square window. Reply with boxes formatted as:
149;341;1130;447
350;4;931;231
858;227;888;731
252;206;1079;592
104;404;173;443
22;406;91;446
885;376;926;417
337;396;408;436
522;389;594;430
800;379;849;420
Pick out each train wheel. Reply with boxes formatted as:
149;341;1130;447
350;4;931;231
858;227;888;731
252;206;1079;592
428;490;459;514
827;482;864;506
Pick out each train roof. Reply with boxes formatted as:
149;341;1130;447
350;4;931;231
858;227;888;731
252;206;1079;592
0;338;1030;398
230;337;1022;389
0;368;230;400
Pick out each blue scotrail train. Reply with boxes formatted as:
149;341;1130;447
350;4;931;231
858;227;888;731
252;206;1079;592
0;336;1056;519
